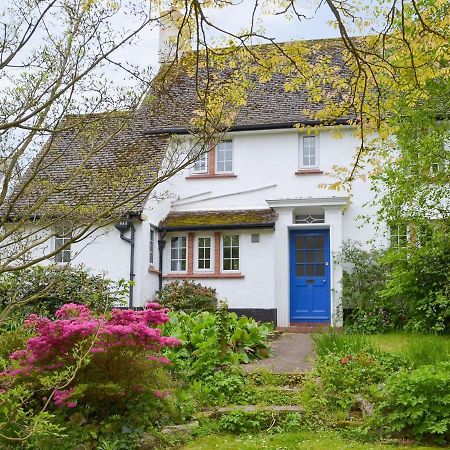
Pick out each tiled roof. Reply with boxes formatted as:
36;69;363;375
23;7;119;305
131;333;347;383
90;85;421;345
159;209;278;230
142;37;354;134
7;37;353;217
7;111;168;218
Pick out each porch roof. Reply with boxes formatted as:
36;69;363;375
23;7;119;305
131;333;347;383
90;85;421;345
159;209;278;231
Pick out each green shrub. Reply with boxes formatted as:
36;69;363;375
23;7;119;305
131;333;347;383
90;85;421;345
381;225;450;334
336;242;394;334
0;266;128;327
157;280;217;313
375;362;450;443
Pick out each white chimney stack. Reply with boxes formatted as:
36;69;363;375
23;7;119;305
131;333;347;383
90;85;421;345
158;9;190;64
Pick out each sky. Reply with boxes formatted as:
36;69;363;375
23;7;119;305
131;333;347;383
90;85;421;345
123;0;340;76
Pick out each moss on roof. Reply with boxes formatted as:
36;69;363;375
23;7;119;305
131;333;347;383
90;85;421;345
159;209;278;229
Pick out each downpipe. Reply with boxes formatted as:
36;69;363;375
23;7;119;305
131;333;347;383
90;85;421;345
115;220;136;308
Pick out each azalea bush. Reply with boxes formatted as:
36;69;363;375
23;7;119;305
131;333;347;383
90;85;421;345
157;280;218;313
0;303;180;446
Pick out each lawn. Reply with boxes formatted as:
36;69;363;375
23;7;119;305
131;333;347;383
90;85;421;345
366;333;450;354
182;431;438;449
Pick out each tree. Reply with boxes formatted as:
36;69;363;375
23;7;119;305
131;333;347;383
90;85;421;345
0;2;214;280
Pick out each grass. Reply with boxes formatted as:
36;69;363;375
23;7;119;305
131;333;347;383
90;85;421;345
367;333;450;367
181;431;438;449
312;331;450;367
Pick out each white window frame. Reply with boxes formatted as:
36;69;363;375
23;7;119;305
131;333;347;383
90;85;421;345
192;150;209;174
149;226;156;265
54;233;72;263
215;140;233;173
299;134;319;169
389;224;408;249
221;234;240;272
195;235;214;272
170;235;187;272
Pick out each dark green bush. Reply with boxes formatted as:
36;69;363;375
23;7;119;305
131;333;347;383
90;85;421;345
375;362;450;443
157;280;217;313
0;266;128;327
337;234;450;334
381;225;450;333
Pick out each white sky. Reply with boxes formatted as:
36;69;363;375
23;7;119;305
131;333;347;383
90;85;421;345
122;1;340;76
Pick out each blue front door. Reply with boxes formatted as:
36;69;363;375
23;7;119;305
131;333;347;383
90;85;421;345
289;230;331;323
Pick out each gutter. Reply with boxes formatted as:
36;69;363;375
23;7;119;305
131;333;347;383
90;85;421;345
114;219;136;308
143;119;355;136
159;222;276;232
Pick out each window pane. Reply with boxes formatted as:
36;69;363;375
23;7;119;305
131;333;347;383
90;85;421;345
316;251;324;263
306;265;314;276
222;234;239;271
171;236;186;271
296;236;305;248
296;264;304;276
316;264;325;276
306;237;314;249
216;140;233;172
306;250;314;263
302;136;316;168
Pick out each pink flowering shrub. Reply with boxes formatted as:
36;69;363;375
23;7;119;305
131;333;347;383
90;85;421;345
1;303;180;415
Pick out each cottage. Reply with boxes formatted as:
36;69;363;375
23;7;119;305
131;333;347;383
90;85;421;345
10;20;389;328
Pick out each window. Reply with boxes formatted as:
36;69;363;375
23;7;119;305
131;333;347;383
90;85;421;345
390;224;408;248
197;237;212;270
149;227;155;264
170;236;186;271
55;233;71;263
222;235;239;271
295;214;325;224
193;151;208;173
300;135;318;168
216;140;233;173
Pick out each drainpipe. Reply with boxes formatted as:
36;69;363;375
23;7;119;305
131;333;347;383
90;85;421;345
157;232;166;291
115;219;136;308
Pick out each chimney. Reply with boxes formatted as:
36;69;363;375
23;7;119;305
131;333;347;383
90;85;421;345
158;9;190;64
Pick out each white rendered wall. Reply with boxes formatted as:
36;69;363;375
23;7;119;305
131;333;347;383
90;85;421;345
29;127;386;320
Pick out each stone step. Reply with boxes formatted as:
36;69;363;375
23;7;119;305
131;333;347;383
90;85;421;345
277;325;342;333
198;404;303;418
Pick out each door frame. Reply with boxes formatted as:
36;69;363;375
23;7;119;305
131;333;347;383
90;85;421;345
289;228;331;323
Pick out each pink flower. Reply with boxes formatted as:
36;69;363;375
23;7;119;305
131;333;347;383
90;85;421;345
341;357;348;365
154;389;171;398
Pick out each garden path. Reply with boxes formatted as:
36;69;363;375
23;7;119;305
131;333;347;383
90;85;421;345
242;333;315;373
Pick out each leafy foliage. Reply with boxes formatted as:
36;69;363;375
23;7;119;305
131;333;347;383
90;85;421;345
157;280;218;313
337;237;450;334
374;362;450;443
163;309;273;380
381;226;450;333
0;266;128;328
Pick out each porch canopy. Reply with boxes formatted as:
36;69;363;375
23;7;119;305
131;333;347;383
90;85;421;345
158;209;278;231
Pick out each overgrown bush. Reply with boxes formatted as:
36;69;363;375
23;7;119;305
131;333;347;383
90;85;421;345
374;362;450;444
336;242;398;333
157;280;217;313
337;235;450;334
0;266;128;328
382;226;450;333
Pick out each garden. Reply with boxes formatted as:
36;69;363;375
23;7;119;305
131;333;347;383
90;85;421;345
0;267;449;449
